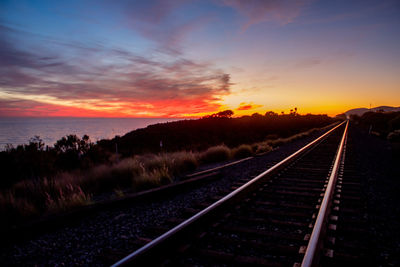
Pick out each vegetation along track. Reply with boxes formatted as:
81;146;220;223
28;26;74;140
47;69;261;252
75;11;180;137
110;120;369;266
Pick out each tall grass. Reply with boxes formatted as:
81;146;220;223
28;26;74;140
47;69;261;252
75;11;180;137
199;145;231;163
45;183;92;212
0;151;200;222
136;151;198;175
0;179;92;223
231;144;253;159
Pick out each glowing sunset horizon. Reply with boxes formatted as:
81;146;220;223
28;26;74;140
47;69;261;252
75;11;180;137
1;1;399;118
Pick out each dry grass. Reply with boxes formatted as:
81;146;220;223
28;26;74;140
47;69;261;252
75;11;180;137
45;183;92;212
0;150;200;222
73;152;197;194
0;178;92;223
133;165;172;191
232;144;254;159
252;142;273;154
136;151;198;175
84;159;143;192
199;145;231;163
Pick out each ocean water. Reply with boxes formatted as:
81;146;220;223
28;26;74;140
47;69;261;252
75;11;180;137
0;117;181;150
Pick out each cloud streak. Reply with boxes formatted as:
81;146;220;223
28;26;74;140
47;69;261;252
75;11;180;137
220;0;312;29
0;24;231;117
112;0;212;55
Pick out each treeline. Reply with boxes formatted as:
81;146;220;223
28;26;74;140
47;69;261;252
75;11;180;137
0;111;336;189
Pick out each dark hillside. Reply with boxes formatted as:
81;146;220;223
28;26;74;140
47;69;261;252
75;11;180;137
0;113;335;188
99;114;335;156
352;111;400;137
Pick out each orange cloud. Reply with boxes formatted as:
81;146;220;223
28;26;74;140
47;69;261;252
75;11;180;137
236;102;263;111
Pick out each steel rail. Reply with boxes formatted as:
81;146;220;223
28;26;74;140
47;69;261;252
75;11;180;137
111;121;346;267
301;120;349;267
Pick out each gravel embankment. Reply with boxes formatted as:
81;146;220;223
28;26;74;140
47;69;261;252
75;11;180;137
1;130;326;266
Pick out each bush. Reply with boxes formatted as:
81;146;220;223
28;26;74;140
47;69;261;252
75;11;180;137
81;159;143;193
200;145;231;163
168;152;198;174
253;142;273;154
232;144;253;159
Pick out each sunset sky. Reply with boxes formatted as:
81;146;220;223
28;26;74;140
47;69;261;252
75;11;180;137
1;0;399;117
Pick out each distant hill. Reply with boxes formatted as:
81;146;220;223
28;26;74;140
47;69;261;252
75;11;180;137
345;106;400;117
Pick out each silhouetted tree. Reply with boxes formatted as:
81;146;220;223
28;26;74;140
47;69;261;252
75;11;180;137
54;134;93;170
54;134;91;154
251;113;263;118
25;136;45;152
216;110;234;118
203;110;234;118
265;111;278;117
290;107;298;116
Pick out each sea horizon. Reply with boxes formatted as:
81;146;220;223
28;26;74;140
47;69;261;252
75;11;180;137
0;117;184;150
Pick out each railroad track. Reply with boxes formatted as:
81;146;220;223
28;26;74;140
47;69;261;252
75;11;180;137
111;120;369;266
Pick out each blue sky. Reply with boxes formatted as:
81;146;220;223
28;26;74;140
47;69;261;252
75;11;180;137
1;0;399;117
